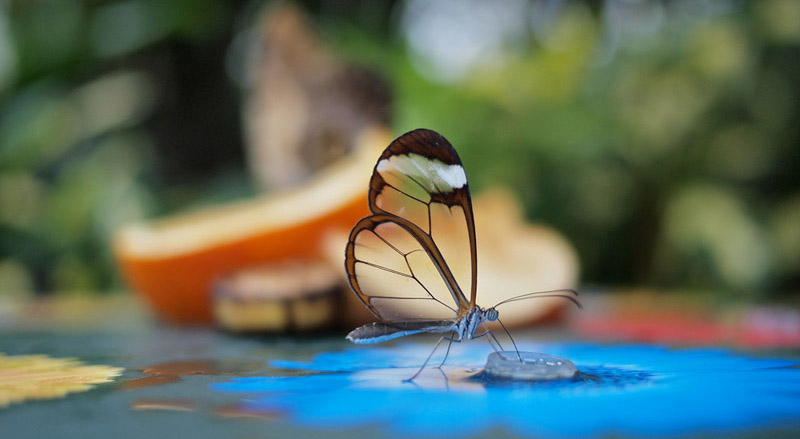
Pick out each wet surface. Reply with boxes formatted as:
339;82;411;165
0;326;799;438
130;398;195;412
217;341;800;438
120;359;262;390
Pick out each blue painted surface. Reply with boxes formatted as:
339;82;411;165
214;342;800;438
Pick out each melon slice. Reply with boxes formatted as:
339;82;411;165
472;188;580;327
114;128;391;324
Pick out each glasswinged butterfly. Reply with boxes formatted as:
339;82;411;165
344;129;580;380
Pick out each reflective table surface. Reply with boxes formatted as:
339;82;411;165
1;295;799;439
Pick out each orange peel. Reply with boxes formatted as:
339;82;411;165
114;128;390;324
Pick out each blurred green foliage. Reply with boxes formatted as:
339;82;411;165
332;0;800;297
0;0;798;297
0;0;243;294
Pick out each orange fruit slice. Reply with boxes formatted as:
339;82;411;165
114;128;390;324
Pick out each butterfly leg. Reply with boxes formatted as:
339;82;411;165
496;317;523;362
436;332;456;368
437;367;450;389
474;324;503;353
404;335;447;382
487;331;504;353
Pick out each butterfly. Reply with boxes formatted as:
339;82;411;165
344;129;580;379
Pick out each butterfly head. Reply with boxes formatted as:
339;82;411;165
484;307;499;322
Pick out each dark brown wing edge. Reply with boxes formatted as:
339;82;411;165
344;213;470;321
366;128;479;313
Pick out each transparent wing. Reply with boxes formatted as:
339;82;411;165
364;129;478;316
345;214;466;321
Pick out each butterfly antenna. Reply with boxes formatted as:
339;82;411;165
493;289;582;309
405;336;446;382
497;317;523;363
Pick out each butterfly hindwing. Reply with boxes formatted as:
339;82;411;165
345;129;478;322
345;214;463;320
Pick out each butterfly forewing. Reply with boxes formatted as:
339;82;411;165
429;202;472;299
346;129;479;322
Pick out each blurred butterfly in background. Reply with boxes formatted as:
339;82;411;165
344;129;580;380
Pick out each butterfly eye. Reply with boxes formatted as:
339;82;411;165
486;308;499;322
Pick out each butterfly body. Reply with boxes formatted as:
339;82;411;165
346;306;499;344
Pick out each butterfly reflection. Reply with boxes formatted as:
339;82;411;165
345;129;580;380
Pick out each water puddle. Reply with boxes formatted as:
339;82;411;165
213;342;800;437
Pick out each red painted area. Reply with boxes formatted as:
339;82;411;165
571;298;800;349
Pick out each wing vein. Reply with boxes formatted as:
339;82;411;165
427;203;432;236
404;174;435;198
404;253;457;314
369;229;405;256
382;182;429;205
354;260;412;278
